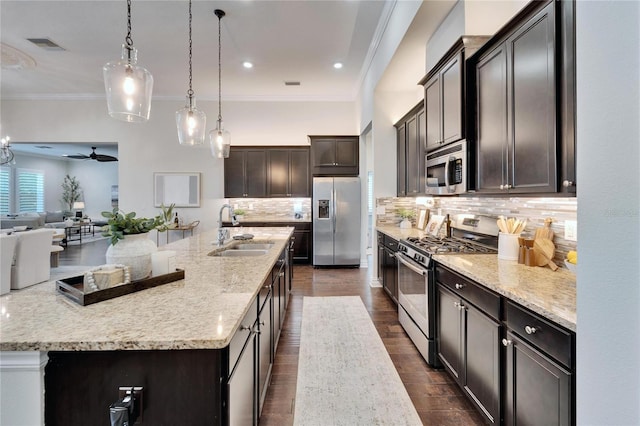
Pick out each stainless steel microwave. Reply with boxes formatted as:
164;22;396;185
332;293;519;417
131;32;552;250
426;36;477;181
425;140;468;196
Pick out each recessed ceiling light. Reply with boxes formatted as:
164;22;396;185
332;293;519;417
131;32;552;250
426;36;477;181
242;61;253;69
333;62;343;69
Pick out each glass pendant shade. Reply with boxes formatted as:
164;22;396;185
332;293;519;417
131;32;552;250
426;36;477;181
103;44;154;123
176;97;206;146
210;121;231;159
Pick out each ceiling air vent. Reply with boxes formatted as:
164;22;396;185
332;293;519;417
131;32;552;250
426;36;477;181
284;81;301;86
27;38;65;51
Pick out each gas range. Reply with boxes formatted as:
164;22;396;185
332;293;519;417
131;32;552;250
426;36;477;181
397;215;499;269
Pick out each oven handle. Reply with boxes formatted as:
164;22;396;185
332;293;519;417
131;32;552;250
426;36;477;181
395;252;427;276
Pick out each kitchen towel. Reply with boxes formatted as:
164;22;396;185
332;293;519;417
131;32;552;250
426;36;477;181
294;296;421;425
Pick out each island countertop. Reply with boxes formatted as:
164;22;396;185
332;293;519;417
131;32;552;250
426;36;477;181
0;227;294;352
376;225;576;331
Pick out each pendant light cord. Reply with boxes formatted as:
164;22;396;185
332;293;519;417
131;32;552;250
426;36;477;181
125;0;133;60
217;10;223;123
187;0;194;99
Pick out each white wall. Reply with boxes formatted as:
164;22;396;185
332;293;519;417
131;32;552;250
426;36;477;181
576;0;640;423
1;99;357;232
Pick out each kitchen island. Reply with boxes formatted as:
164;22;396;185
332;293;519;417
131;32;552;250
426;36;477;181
0;226;294;425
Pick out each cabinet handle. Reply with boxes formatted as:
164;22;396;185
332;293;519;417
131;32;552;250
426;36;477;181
279;271;285;277
500;184;513;190
502;338;512;347
453;301;464;311
239;324;252;331
499;184;504;190
563;180;576;188
455;283;465;290
524;325;537;335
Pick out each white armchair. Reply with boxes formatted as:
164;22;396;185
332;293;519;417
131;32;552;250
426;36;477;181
11;228;55;290
1;234;18;295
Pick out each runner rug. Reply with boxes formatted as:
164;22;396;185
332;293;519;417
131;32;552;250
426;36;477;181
293;296;422;425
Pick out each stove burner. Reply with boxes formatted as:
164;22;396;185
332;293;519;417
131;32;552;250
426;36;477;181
404;235;497;255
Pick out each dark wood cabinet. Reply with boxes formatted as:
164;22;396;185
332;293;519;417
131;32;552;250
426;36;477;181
420;37;489;153
377;231;398;304
436;266;501;425
224;148;267;198
267;148;310;197
226;147;309;198
395;103;425;197
503;301;573;426
309;136;359;176
474;1;560;194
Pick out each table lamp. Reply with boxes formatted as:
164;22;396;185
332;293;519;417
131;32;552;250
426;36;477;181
73;201;85;218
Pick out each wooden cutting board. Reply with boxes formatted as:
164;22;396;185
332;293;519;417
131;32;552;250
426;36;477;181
534;218;554;241
533;238;558;271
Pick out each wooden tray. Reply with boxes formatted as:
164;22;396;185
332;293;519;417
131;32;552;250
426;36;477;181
56;268;185;306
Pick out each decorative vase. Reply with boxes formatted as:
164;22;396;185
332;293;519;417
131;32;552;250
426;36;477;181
105;233;157;281
400;218;412;229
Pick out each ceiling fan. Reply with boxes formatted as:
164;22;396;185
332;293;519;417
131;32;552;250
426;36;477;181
65;146;118;162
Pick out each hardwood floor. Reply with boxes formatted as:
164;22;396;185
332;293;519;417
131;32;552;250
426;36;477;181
57;245;483;425
261;265;484;426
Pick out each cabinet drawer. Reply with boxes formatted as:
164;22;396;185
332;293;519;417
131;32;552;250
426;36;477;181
436;266;501;321
505;301;573;368
384;236;399;252
229;298;258;374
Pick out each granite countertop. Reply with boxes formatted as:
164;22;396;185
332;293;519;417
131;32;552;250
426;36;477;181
0;226;294;352
376;225;576;332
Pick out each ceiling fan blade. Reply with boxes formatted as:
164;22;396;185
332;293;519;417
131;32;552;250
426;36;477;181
95;155;118;162
66;154;90;159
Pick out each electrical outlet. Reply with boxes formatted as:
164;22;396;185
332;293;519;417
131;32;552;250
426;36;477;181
249;203;254;210
564;220;577;241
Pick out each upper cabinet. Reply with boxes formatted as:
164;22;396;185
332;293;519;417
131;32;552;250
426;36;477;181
225;146;310;198
224;148;268;198
309;136;359;176
395;102;425;197
471;0;576;195
420;36;489;153
267;148;311;197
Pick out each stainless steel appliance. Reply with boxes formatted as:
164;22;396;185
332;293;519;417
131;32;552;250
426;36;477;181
396;215;498;367
425;139;469;195
313;177;360;266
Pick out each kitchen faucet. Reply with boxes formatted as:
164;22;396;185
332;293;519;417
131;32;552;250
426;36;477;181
217;204;239;245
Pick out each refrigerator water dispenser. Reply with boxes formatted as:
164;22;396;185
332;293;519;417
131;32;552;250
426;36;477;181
318;200;330;219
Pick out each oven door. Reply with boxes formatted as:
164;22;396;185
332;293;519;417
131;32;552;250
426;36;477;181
396;253;429;338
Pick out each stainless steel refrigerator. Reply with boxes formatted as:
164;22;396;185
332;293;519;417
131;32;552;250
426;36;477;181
313;177;361;266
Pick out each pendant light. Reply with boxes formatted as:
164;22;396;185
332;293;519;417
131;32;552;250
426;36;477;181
103;0;154;123
176;0;206;145
209;9;231;159
1;136;15;166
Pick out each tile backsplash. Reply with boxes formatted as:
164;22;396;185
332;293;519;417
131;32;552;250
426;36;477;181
227;198;311;221
376;196;577;265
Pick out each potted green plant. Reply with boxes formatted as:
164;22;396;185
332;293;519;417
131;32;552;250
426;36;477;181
233;209;245;220
101;208;169;280
61;175;82;214
397;208;415;229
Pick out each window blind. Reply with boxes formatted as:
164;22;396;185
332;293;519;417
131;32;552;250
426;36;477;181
0;168;10;215
17;168;44;212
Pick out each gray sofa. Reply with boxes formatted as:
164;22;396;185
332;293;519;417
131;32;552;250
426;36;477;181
0;211;67;230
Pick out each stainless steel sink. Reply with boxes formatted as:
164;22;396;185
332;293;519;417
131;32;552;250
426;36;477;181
231;243;274;250
212;249;268;257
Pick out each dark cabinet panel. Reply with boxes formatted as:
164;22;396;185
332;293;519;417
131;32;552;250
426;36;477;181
437;286;462;380
224;148;267;198
504;331;572;426
425;75;441;151
396;124;407;196
267;149;289;197
421;36;489;153
395;103;425;197
226;147;309;198
441;52;463;145
476;45;508;192
475;1;559;194
310;136;359;176
377;231;398;304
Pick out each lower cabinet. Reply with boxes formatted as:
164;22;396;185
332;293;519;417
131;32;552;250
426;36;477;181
436;272;501;425
503;301;573;426
377;231;398;304
435;264;575;426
